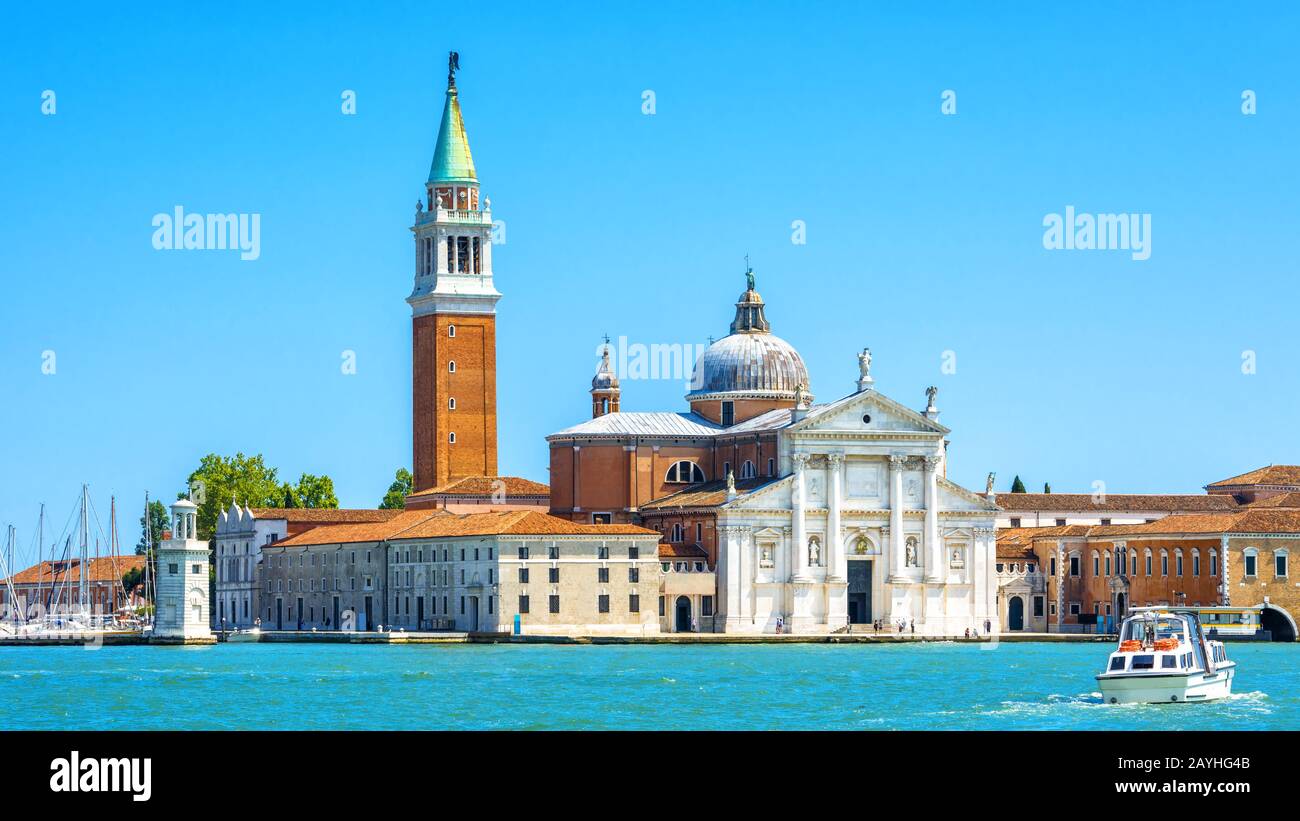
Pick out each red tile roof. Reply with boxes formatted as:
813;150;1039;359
2;555;146;587
1004;509;1300;541
641;478;773;511
658;543;709;559
990;493;1239;513
273;509;654;547
406;476;551;499
1206;465;1300;488
1244;493;1300;509
249;508;404;524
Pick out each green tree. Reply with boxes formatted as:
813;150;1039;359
185;453;283;540
1043;482;1052;494
1010;475;1027;493
292;473;338;509
280;483;299;508
380;468;413;510
136;499;169;554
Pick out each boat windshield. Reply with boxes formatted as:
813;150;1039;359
1120;616;1186;644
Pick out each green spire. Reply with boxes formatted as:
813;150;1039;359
428;53;477;185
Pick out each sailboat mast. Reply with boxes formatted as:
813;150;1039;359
36;504;44;623
79;484;90;617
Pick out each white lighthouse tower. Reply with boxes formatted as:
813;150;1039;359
153;498;214;642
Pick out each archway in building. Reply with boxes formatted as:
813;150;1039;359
675;596;692;632
1261;604;1297;642
1007;596;1025;631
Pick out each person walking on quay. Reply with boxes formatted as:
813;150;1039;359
910;619;915;635
985;618;991;634
964;627;970;639
691;616;698;633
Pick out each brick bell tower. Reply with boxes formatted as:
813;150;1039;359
409;51;500;492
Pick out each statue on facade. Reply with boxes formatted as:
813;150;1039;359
857;348;874;391
416;199;423;212
745;266;755;292
809;537;821;567
726;468;736;494
905;538;917;567
793;382;806;410
926;385;938;408
985;471;996;495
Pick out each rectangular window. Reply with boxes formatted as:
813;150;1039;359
549;567;559;583
696;523;703;543
1010;518;1021;528
1033;596;1044;617
1056;518;1067;527
1100;518;1111;526
518;595;529;614
1049;602;1057;616
169;563;179;575
1162;554;1169;576
1049;557;1056;576
659;596;665;617
598;567;609;583
548;594;560;614
629;567;640;583
1211;553;1219;576
518;546;529;559
1069;602;1081;615
1146;554;1153;576
598;594;610;613
459;597;465;615
518;567;529;584
629;594;640;613
1093;555;1100;576
628;546;639;560
548;546;559;560
721;400;735;426
702;595;714;617
1069;556;1080;577
598;546;609;559
1109;657;1126;672
487;596;493;615
1277;553;1288;577
1245;553;1257;577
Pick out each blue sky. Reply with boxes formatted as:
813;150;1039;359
1;2;1297;564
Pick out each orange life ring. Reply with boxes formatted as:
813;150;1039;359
1153;638;1179;651
1119;640;1141;652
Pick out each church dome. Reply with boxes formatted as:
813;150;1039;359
688;332;810;400
687;272;811;402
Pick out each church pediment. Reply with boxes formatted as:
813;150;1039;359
722;475;793;511
938;477;1001;512
790;389;949;436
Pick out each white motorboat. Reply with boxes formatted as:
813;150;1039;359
225;626;262;643
1097;607;1235;704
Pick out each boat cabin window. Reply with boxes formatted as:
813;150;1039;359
1109;657;1126;671
1161;656;1178;669
1130;655;1156;670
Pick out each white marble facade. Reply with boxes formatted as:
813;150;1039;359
716;387;999;635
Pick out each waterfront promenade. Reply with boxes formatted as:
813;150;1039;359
0;630;1114;647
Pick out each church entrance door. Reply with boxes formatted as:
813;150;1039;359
1008;596;1025;631
847;560;872;624
675;596;691;632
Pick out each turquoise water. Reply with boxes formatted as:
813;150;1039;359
1;642;1294;730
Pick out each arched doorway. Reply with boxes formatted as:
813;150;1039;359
1261;604;1297;642
1007;596;1025;631
675;596;692;632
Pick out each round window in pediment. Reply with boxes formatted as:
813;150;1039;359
862;414;872;425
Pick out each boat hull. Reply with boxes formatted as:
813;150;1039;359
1097;663;1235;704
225;630;262;643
